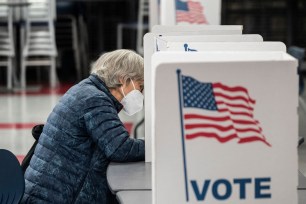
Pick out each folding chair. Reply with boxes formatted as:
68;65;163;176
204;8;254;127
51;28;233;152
117;0;149;55
0;149;25;204
136;0;149;55
288;46;306;146
288;46;305;95
20;0;57;88
56;1;81;81
0;1;14;90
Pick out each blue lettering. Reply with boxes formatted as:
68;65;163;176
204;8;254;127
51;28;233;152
190;177;271;201
234;178;252;199
255;178;271;199
184;43;188;51
212;179;232;200
183;43;197;52
190;180;210;201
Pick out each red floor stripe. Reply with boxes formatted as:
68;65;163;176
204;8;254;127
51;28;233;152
16;155;25;164
0;83;73;96
0;123;39;129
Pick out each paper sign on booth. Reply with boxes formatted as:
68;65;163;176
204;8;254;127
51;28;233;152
159;0;221;25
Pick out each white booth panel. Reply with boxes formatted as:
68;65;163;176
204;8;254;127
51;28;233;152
152;25;243;35
158;34;263;42
156;35;264;52
164;42;286;52
144;39;287;162
152;52;298;204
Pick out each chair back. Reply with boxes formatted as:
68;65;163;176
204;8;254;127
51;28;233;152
288;46;305;70
0;149;25;204
137;0;149;55
0;0;9;18
24;0;52;22
0;0;14;57
22;0;57;57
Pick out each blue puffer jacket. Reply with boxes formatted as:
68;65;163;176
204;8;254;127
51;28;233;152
21;74;145;204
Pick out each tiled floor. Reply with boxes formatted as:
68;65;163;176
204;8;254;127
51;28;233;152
0;91;62;161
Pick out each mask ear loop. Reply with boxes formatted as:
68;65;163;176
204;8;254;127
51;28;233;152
121;79;135;98
131;79;136;90
121;86;126;97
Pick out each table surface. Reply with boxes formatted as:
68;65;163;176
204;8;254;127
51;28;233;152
107;162;306;203
116;190;306;204
116;191;152;204
107;162;152;193
299;190;306;204
299;171;306;190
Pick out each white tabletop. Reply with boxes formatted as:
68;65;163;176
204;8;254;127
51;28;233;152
107;162;306;203
299;190;306;204
299;171;306;190
115;190;305;204
107;162;151;193
116;191;152;204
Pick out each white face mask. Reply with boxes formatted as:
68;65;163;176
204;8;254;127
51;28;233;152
121;80;144;116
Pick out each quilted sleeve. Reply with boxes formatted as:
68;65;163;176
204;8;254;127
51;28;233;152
83;97;145;162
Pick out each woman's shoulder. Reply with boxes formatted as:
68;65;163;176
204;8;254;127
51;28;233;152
69;79;112;105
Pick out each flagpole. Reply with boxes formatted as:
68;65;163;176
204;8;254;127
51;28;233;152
177;69;189;202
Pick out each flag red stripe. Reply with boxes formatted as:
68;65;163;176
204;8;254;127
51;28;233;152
232;119;258;125
218;108;253;118
184;113;229;121
216;101;254;111
239;137;271;147
214;92;255;105
185;124;235;131
213;83;256;103
0;123;38;129
218;105;259;126
235;127;263;134
184;113;260;127
186;132;238;142
176;13;207;24
185;124;263;135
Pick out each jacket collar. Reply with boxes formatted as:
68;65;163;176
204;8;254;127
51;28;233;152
89;74;123;112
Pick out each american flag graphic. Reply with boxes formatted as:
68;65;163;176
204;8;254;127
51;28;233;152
181;75;271;146
176;0;208;24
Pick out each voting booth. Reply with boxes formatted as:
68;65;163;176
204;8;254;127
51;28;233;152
144;26;266;162
152;51;298;204
137;24;299;204
145;41;286;162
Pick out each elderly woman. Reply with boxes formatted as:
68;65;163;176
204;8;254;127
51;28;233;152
22;50;145;203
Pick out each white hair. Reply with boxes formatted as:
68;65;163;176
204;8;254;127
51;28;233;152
91;49;144;88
